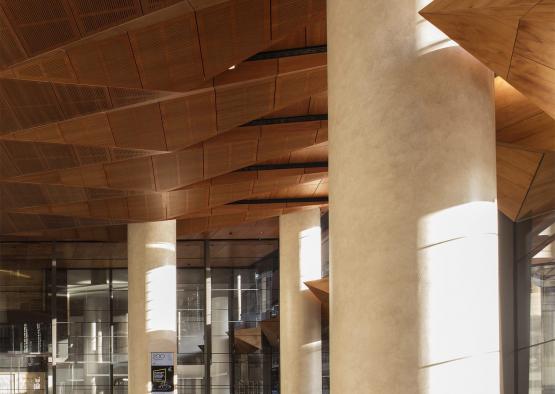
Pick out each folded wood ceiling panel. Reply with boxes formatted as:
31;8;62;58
1;0;80;55
68;0;143;35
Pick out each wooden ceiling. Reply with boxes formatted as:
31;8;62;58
0;0;328;240
422;0;555;222
0;0;553;242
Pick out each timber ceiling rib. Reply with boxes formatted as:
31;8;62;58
420;0;555;119
0;216;281;242
0;0;325;90
496;144;543;220
0;78;172;133
0;200;328;239
3;118;328;192
494;75;555;222
495;78;555;154
3;166;328;222
0;53;327;151
519;150;555;220
0;0;329;240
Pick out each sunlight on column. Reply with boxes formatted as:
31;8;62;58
418;201;498;248
415;0;457;55
299;226;322;290
146;265;177;332
301;339;324;390
146;242;176;252
418;201;500;393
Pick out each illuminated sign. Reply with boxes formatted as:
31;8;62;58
151;352;174;393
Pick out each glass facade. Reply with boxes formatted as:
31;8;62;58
0;240;279;394
3;222;553;394
529;263;555;393
0;263;49;393
320;213;329;394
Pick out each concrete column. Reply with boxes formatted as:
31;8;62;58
128;220;177;394
328;0;500;393
279;208;322;394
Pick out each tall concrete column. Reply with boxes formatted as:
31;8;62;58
128;220;177;394
328;1;500;393
280;208;322;394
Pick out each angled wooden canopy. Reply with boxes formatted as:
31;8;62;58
420;1;555;222
420;0;555;119
234;326;263;353
304;277;329;305
260;316;280;347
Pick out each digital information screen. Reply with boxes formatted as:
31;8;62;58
151;352;174;393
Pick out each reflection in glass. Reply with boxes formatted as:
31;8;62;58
56;269;111;393
530;264;555;393
0;240;279;394
0;266;49;393
177;268;205;393
216;249;280;394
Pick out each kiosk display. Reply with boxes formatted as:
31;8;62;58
151;352;174;393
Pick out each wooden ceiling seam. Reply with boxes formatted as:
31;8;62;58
187;0;207;80
518;151;555;220
103;74;116;107
0;0;79;57
0;200;328;237
0;58;326;152
2;0;322;240
0;5;28;62
0;164;327;212
0;93;328;191
0;82;21;132
0;3;326;96
158;101;169;150
0;0;177;70
2;169;328;222
505;13;524;84
271;70;279;118
505;0;545;83
149;154;159;195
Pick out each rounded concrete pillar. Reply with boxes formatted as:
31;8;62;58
328;1;500;393
279;208;323;394
128;220;177;394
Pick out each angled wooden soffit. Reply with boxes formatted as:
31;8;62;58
421;0;555;119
